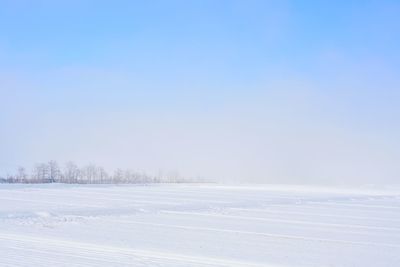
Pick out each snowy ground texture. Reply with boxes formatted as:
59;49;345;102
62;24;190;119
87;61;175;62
0;184;400;267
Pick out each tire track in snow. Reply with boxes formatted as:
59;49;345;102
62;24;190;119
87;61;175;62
304;201;400;210
3;244;137;267
6;189;231;205
229;208;400;223
261;203;400;217
0;196;103;209
63;191;231;205
0;232;275;267
160;211;400;232
35;187;304;203
1;247;93;267
106;218;400;248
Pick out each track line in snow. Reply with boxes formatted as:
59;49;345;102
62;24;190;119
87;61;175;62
0;194;187;208
4;244;138;266
0;196;104;209
229;207;400;223
0;232;275;267
159;211;400;232
2;246;102;267
36;187;306;203
262;203;400;217
6;189;232;205
305;201;400;210
107;219;400;248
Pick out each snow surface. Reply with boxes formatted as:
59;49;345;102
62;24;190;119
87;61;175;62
0;183;399;266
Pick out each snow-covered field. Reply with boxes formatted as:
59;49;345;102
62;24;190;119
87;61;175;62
0;184;399;267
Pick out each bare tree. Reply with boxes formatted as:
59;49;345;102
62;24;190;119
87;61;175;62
64;162;80;183
97;166;109;183
32;163;50;183
48;161;60;183
16;167;28;183
80;164;99;183
113;168;124;183
3;161;203;184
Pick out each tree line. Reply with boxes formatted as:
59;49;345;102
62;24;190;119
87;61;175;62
0;161;207;184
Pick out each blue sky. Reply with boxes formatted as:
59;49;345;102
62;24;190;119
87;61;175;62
0;0;399;184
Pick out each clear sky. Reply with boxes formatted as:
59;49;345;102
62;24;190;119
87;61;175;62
1;0;399;184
